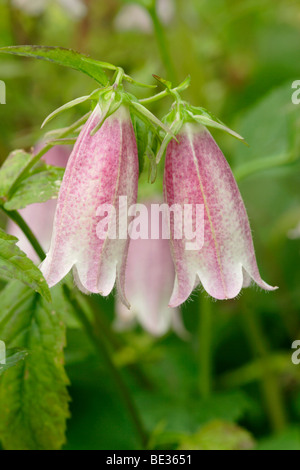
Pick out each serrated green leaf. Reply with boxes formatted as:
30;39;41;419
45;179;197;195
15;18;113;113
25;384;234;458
4;164;65;211
0;150;32;199
131;113;149;174
0;282;70;450
0;229;51;301
0;348;28;375
0;46;109;86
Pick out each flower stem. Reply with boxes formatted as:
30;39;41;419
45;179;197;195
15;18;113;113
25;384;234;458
198;294;213;399
234;152;296;182
2;208;45;261
148;1;177;83
63;284;148;449
242;303;287;433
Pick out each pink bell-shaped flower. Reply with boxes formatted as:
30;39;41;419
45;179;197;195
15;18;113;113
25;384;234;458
40;104;139;305
115;200;186;337
164;122;277;307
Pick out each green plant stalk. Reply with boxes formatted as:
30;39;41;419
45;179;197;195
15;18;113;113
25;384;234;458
198;294;213;399
242;305;287;433
148;1;177;83
63;285;148;449
2;208;45;261
86;296;154;390
234;151;297;182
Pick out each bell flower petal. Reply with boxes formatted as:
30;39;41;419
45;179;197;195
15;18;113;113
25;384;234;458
40;104;139;305
115;201;186;337
164;122;277;307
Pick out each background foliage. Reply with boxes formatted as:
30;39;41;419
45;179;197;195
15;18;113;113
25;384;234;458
0;0;300;450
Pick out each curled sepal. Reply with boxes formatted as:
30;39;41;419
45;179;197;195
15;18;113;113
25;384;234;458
186;106;246;144
41;89;102;129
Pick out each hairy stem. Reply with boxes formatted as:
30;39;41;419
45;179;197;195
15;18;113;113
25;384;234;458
242;304;287;433
7;112;89;199
2;208;45;261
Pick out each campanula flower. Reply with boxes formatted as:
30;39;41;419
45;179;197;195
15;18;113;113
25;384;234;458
164;122;277;307
40;104;139;306
115;201;186;337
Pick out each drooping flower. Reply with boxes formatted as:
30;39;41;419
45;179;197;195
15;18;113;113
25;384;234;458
6;145;69;264
40;104;139;305
164;122;277;307
115;200;186;337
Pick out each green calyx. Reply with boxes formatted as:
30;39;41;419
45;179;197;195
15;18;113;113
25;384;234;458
146;75;246;163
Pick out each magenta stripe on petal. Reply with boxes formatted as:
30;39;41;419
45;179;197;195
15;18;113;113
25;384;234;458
164;123;277;307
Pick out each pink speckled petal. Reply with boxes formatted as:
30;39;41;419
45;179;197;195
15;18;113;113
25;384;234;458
115;201;184;337
40;105;139;302
164;123;277;307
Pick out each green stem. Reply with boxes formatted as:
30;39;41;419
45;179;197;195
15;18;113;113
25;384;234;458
242;304;287;433
87;297;154;390
148;1;177;83
139;89;169;105
198;294;213;399
7;146;52;200
7;112;90;199
2;208;45;261
63;285;148;449
234;152;296;183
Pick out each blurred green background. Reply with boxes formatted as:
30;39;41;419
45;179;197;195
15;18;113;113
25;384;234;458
0;0;300;450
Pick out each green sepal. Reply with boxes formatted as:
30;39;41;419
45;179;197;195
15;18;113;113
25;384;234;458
186;105;246;144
